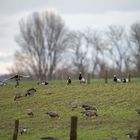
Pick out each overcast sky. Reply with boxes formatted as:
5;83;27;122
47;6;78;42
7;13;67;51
0;0;140;74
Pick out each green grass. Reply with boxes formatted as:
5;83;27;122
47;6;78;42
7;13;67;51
0;79;140;140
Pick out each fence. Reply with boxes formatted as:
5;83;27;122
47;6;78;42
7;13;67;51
13;116;140;140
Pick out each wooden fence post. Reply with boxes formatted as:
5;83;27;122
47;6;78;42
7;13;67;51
105;70;108;83
137;128;140;140
13;119;19;140
61;71;64;85
70;116;78;140
87;73;90;84
128;72;131;83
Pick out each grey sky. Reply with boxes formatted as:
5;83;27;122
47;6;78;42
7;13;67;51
0;0;140;15
0;0;140;74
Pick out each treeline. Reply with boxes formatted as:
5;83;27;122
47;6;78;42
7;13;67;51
10;10;140;80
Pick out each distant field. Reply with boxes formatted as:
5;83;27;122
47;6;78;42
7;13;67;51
0;79;140;140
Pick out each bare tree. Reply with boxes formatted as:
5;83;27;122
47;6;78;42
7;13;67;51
12;12;46;80
106;25;131;74
123;36;133;72
69;31;90;74
86;29;107;77
12;10;68;80
43;11;69;80
131;21;140;73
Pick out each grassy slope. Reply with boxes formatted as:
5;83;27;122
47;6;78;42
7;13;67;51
0;79;140;140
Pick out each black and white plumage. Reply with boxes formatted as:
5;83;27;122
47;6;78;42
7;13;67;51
38;81;48;86
78;72;86;84
27;109;34;117
20;128;29;135
79;72;82;81
46;111;59;118
3;74;30;87
114;75;128;83
113;75;121;83
81;110;98;117
25;88;36;96
80;78;86;84
121;78;128;83
14;93;23;100
67;77;72;85
81;104;97;111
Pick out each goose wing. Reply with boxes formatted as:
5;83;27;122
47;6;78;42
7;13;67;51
3;76;15;82
19;75;30;78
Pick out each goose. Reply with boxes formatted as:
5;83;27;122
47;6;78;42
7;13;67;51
79;72;82;81
3;74;30;87
67;77;72;85
27;109;34;117
25;88;36;96
113;75;121;83
46;111;59;118
14;93;23;100
81;104;97;111
121;78;128;83
38;81;48;86
20;128;29;135
80;78;86;84
81;110;98;117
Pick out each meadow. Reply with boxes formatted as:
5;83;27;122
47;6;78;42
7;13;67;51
0;79;140;140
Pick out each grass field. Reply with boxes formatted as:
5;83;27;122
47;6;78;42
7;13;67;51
0;79;140;140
